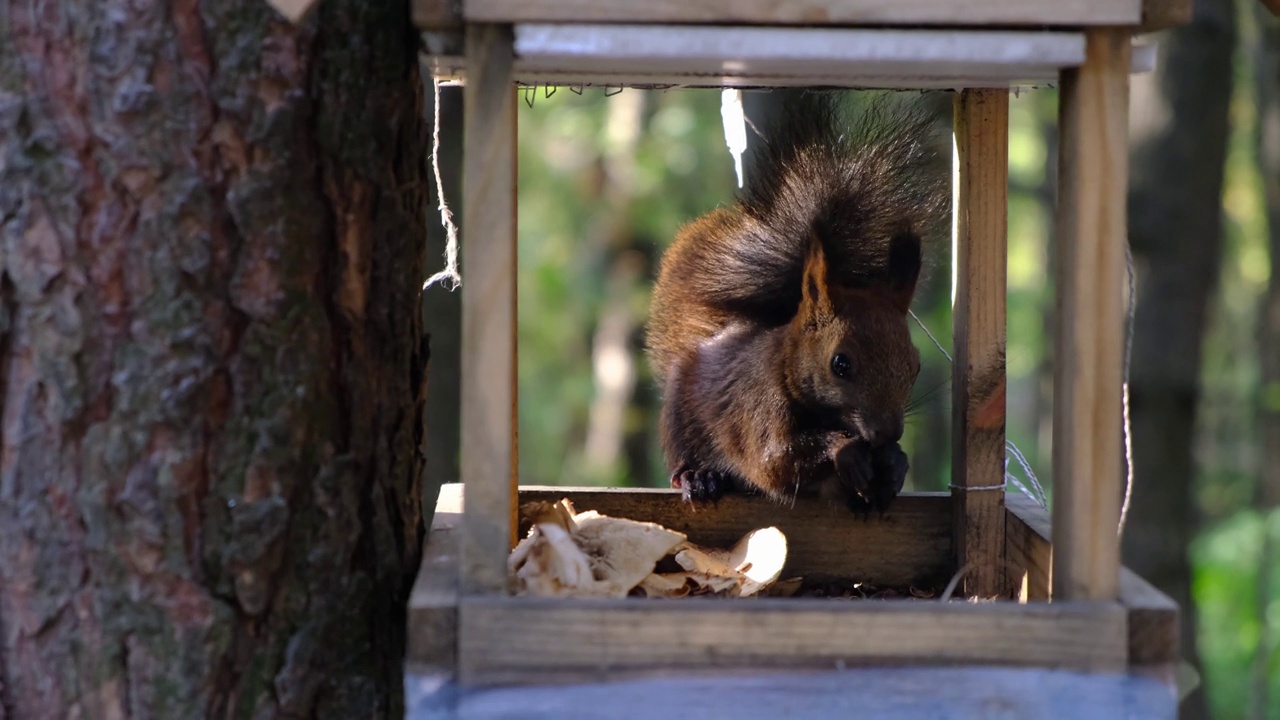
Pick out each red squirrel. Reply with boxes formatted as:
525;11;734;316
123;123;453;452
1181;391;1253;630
645;93;947;512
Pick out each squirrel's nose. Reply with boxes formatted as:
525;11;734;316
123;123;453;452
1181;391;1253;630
862;417;904;448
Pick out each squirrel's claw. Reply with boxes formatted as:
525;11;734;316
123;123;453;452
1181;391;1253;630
835;440;909;515
868;443;909;514
833;440;876;512
671;467;731;507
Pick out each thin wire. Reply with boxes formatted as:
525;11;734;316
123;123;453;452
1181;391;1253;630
1117;244;1137;538
1006;440;1048;507
910;309;1047;508
423;78;461;292
909;310;953;362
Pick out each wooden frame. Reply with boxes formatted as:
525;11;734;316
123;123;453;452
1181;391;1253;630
419;0;1144;28
424;26;1160;90
952;88;1009;599
413;1;1185;695
416;0;1191;33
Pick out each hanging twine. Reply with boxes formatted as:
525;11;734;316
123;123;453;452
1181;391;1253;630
423;77;461;292
1117;244;1138;539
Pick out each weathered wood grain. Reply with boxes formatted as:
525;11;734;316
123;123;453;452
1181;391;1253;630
518;487;954;589
951;89;1010;600
416;0;461;28
413;486;1177;676
423;26;1160;91
457;595;1129;684
453;0;1142;27
1005;494;1052;601
1141;0;1192;31
1005;494;1177;667
1052;28;1130;602
408;485;463;673
1119;568;1180;667
460;25;518;595
507;25;1088;91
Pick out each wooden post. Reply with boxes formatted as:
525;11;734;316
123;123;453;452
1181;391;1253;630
952;89;1009;599
1052;29;1130;601
460;24;518;595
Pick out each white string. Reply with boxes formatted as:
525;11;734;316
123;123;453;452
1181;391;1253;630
1117;243;1137;538
1006;439;1048;507
423;77;461;292
909;310;1047;507
909;309;953;362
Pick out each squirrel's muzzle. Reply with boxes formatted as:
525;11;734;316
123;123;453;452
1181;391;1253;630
855;415;905;448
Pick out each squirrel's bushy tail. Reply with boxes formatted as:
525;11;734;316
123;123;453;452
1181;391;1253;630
672;91;949;323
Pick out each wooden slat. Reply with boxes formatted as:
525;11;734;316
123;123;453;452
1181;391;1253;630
425;27;1160;91
951;89;1009;600
408;666;1180;718
1119;568;1179;667
1051;28;1130;602
460;24;518;595
407;485;463;672
457;0;1142;27
415;0;461;29
518;487;954;589
507;26;1088;91
458;596;1128;684
1141;0;1192;31
1005;494;1052;601
1005;496;1178;667
428;65;1076;92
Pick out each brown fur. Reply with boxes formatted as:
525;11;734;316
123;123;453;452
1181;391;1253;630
645;93;945;511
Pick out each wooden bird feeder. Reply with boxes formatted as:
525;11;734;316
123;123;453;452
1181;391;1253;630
409;0;1186;690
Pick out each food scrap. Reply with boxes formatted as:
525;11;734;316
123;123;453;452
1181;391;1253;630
509;499;788;599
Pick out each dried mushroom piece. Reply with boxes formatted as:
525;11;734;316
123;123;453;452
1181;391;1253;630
508;498;789;600
662;527;787;598
574;511;688;596
510;499;685;598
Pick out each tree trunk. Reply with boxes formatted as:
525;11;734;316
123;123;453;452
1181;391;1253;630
1123;1;1236;717
0;0;428;717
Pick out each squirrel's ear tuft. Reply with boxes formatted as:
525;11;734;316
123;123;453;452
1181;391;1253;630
800;234;834;320
886;230;922;312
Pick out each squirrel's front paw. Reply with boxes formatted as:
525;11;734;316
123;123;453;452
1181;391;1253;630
834;440;908;513
868;442;909;513
671;467;731;506
833;440;877;512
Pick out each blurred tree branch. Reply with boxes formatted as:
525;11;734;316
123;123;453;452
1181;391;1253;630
1251;4;1280;716
1124;1;1237;718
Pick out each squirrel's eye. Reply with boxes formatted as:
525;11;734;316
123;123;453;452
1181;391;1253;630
831;353;852;378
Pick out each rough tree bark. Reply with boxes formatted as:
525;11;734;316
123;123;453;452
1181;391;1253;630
0;0;428;717
1123;1;1235;718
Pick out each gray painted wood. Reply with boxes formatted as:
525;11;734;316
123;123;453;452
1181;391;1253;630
407;667;1176;719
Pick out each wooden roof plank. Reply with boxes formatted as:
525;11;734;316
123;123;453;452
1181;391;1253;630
425;26;1158;90
459;0;1143;27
